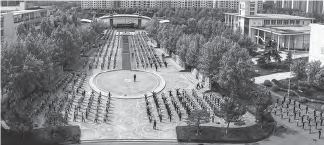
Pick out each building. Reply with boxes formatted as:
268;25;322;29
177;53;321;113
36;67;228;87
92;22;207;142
213;0;263;10
81;0;115;9
120;0;151;8
1;1;36;13
270;0;324;14
224;0;314;51
309;24;324;65
1;8;50;40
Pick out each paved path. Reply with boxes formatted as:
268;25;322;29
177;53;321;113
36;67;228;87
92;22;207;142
154;48;324;145
254;72;293;84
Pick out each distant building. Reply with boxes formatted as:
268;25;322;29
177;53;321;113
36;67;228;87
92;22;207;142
213;0;263;10
266;0;324;14
1;8;50;40
81;0;115;9
224;0;314;51
309;24;324;66
1;1;35;13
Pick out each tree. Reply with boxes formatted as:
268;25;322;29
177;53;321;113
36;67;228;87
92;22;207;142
314;68;324;88
185;40;198;68
145;15;160;44
238;35;257;56
44;112;68;127
217;44;254;98
251;85;273;123
219;97;247;135
306;60;322;84
291;59;307;79
17;23;28;37
185;109;210;135
285;50;293;65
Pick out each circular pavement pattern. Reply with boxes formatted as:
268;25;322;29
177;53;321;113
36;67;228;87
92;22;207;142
89;70;166;98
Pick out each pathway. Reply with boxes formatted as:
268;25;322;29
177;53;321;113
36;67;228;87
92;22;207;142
254;72;293;84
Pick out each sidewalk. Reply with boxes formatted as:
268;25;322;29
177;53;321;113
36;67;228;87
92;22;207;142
254;72;293;84
157;47;324;144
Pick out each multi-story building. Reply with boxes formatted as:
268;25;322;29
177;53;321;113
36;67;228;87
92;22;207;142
225;0;314;51
1;8;50;39
213;0;263;10
1;1;36;13
309;24;324;66
270;0;324;14
120;0;150;8
81;0;115;9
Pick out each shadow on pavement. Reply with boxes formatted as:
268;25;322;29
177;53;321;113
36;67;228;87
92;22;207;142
272;125;298;138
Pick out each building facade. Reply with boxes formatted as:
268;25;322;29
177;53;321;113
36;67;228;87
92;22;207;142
309;24;324;66
213;0;263;10
270;0;324;14
225;0;314;51
81;0;115;9
1;8;50;40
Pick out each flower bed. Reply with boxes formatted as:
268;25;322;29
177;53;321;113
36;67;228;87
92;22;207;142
176;122;276;143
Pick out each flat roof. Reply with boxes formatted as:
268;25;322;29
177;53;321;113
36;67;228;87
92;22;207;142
12;9;46;15
251;25;311;35
99;14;151;20
224;13;314;20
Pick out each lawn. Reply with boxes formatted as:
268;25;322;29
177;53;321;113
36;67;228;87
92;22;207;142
176;122;276;143
1;125;80;145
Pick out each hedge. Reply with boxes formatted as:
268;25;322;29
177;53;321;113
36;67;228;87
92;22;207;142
176;122;276;143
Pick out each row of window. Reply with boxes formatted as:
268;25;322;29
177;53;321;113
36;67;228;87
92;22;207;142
13;11;47;23
264;19;303;26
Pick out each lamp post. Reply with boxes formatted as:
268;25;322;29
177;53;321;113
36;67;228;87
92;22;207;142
287;49;295;98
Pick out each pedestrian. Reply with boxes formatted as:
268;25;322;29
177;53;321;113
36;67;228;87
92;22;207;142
314;110;317;118
306;105;308;114
153;120;157;130
319;130;322;139
303;122;305;129
82;113;85;122
134;74;136;82
155;65;158;71
321;118;323;126
316;122;318;129
297;119;299;126
309;125;312;134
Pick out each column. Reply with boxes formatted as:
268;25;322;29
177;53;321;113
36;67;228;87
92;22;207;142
257;29;260;44
264;31;266;45
292;0;294;9
288;35;291;51
306;0;309;13
277;35;280;51
282;0;284;8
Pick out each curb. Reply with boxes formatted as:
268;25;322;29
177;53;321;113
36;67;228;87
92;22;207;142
88;69;166;99
81;139;178;143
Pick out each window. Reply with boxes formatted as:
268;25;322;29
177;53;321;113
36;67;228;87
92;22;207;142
239;10;241;15
264;20;270;25
277;20;283;25
290;20;295;25
296;20;300;25
271;20;276;25
284;20;289;25
250;12;254;15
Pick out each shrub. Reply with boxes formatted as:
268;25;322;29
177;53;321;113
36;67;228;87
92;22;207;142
291;84;298;89
298;97;307;103
298;80;308;87
277;69;283;72
263;80;272;87
272;69;278;73
272;79;279;85
321;105;324;111
271;85;280;92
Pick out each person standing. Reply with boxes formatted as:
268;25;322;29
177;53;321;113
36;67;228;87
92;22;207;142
134;74;136;82
319;130;322;139
153;120;157;130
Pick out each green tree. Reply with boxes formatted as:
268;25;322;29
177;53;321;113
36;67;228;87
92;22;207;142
291;59;307;79
185;109;210;135
217;44;254;98
306;60;322;84
145;15;160;44
314;68;324;88
219;97;247;135
285;50;293;65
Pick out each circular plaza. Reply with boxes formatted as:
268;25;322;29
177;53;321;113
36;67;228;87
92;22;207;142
89;70;165;98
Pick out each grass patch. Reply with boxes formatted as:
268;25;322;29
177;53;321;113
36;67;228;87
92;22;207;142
1;125;80;145
176;122;276;143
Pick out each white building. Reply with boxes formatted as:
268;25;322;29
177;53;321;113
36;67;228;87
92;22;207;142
1;8;50;40
81;0;115;9
224;0;314;51
213;0;263;10
309;24;324;66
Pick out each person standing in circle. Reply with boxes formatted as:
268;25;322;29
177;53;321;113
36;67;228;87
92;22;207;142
134;74;136;82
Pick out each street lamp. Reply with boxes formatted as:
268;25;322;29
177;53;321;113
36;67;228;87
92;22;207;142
287;48;295;98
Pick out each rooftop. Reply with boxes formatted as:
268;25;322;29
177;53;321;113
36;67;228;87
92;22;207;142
251;25;311;35
224;13;315;20
11;9;46;15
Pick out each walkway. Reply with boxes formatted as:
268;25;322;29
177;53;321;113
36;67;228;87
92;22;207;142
254;72;293;84
155;48;324;145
